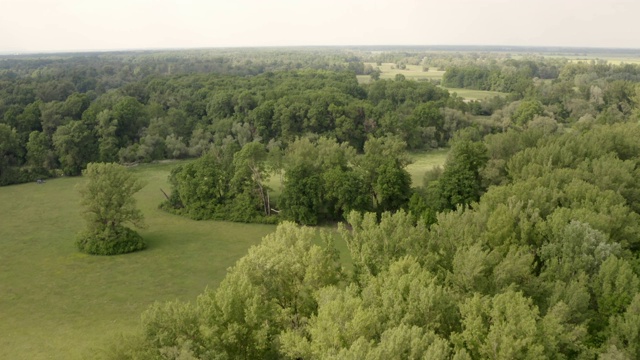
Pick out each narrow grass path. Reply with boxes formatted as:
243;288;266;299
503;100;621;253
441;87;508;100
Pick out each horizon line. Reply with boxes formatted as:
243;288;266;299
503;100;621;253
3;44;640;57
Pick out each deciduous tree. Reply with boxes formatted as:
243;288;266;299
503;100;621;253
76;162;146;255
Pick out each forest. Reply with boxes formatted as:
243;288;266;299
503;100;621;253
2;47;640;359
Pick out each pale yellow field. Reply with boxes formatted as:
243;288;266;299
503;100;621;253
357;62;445;84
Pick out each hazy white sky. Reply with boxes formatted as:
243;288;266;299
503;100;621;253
1;0;638;52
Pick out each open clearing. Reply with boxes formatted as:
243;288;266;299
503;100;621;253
357;63;507;100
0;151;447;359
0;162;280;359
407;149;448;186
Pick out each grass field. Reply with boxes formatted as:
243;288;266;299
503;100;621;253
0;162;281;359
406;149;448;186
0;152;447;359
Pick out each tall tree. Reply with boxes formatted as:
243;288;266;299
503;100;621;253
357;135;412;213
229;141;271;221
76;162;146;255
26;130;54;171
438;139;488;210
0;124;23;185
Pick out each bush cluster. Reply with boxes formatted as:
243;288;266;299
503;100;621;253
76;225;145;255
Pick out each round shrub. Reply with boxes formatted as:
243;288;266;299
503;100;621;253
76;225;146;255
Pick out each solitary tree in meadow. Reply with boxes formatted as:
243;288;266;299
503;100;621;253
76;162;147;255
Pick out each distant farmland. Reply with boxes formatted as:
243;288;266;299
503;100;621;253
357;63;507;100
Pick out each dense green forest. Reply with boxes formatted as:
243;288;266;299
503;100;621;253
2;47;640;359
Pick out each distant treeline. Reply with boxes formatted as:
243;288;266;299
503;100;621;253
1;50;487;187
441;59;558;93
2;49;640;226
442;60;640;92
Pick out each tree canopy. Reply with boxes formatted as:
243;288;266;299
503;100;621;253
3;47;640;358
76;162;146;255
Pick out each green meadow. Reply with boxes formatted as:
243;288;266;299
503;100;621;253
0;162;277;359
0;151;446;359
406;149;449;186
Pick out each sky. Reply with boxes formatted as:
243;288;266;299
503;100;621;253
1;0;639;53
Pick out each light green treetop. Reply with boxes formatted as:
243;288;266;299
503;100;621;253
79;162;146;230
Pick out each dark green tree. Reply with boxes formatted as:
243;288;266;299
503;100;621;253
0;124;23;185
280;163;324;225
25;130;55;174
438;139;488;210
52;120;96;175
228;141;272;222
358;135;412;213
167;153;229;220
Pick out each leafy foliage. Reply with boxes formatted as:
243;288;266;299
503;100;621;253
278;135;412;225
76;225;145;256
118;222;342;359
437;139;488;210
162;141;277;223
76;162;146;255
5;48;640;358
